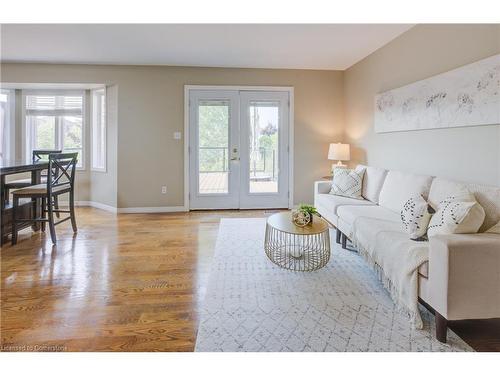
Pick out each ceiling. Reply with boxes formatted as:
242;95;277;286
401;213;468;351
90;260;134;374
0;24;414;70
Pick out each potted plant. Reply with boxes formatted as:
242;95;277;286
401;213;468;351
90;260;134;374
298;204;318;224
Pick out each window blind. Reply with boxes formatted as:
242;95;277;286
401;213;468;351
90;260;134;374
26;94;83;116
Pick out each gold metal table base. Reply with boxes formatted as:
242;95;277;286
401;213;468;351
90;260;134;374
264;213;330;272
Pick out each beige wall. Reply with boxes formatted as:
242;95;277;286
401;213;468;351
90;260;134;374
90;85;118;207
1;65;344;207
344;24;500;186
5;24;497;210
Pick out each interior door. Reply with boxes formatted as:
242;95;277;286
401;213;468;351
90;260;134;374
189;90;240;209
239;91;289;209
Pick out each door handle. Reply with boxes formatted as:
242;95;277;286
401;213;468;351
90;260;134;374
230;157;240;161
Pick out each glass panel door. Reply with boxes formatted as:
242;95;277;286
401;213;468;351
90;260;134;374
239;91;289;209
189;90;240;209
248;101;280;194
188;89;290;210
198;100;229;194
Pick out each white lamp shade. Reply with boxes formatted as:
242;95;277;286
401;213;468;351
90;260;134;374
328;143;350;161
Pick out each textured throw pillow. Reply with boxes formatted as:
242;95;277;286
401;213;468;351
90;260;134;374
427;193;486;237
486;220;500;234
329;167;365;200
401;195;435;241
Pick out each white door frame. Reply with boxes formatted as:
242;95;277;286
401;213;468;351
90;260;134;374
184;85;294;210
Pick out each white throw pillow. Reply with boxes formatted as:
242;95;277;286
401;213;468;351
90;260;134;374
378;170;433;213
359;165;388;204
401;195;434;240
486;221;500;234
329;167;365;200
427;193;486;237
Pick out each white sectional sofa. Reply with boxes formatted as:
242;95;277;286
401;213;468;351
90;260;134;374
314;165;500;343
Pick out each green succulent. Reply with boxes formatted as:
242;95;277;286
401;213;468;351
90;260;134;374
298;204;318;216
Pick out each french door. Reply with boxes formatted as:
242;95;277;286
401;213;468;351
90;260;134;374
188;89;290;209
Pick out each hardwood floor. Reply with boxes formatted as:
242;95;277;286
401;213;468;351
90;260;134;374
1;207;499;352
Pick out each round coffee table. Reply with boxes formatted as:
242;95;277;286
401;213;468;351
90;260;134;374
264;212;330;272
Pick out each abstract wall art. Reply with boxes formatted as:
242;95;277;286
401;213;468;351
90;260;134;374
374;54;500;133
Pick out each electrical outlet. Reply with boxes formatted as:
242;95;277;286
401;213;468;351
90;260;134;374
161;186;167;194
173;132;182;140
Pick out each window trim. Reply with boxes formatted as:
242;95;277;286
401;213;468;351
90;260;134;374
91;88;107;172
22;89;86;170
0;89;16;162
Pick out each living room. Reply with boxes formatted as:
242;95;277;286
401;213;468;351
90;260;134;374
1;1;499;373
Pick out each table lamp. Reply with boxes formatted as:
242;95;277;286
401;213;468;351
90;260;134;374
328;143;350;172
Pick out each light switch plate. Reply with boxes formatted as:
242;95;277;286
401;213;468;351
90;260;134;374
173;132;182;140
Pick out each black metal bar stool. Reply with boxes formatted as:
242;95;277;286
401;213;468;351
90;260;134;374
11;152;78;245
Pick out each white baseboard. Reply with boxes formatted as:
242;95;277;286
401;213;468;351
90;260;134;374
117;206;187;214
74;201;187;214
74;201;117;213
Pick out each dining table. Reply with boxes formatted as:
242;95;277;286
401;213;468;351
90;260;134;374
1;159;49;245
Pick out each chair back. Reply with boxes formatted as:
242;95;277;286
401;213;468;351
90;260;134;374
33;150;63;178
46;153;78;194
32;149;63;163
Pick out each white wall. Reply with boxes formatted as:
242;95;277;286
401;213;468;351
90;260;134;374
344;24;500;186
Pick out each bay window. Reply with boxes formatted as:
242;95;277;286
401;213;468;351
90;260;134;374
91;89;106;171
0;89;15;162
24;91;84;168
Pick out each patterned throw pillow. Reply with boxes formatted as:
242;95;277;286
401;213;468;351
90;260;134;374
427;193;486;237
329;167;365;200
401;195;434;241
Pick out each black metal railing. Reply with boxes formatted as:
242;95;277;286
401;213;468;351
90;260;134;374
199;147;228;172
199;146;276;178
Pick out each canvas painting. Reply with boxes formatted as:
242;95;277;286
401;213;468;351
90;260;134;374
374;54;500;133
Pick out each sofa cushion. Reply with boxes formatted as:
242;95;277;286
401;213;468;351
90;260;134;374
358;164;388;204
347;215;429;284
486;220;500;234
315;193;375;216
337;205;400;227
418;262;429;278
329;167;365;199
428;177;500;232
337;205;401;242
378;170;433;213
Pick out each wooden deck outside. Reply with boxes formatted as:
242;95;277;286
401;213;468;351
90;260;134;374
199;172;278;194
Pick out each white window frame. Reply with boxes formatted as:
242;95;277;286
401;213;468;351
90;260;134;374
0;89;16;162
91;88;107;172
22;89;86;170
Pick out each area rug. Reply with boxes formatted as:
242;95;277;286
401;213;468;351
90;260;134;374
195;218;472;352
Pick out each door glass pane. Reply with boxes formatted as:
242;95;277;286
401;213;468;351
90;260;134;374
198;100;229;194
32;116;56;150
248;101;279;193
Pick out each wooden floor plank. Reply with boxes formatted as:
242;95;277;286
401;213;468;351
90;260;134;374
1;207;498;351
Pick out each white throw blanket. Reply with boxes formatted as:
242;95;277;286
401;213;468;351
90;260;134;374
351;216;429;328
